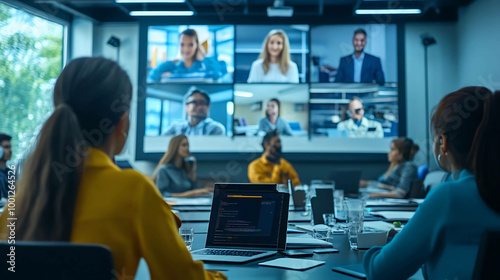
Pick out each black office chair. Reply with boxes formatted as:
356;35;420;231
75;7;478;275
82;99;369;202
472;231;500;280
405;179;427;199
0;241;115;280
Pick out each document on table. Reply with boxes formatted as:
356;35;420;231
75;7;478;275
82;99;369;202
164;197;212;205
286;234;334;248
370;211;415;221
259;258;325;271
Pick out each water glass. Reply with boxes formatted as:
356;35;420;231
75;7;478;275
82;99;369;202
344;199;364;250
334;189;345;220
313;228;330;241
323;213;336;230
179;227;194;251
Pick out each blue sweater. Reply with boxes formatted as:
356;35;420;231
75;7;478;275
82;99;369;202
363;170;500;280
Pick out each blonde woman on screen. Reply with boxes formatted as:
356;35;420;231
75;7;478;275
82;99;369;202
247;29;299;83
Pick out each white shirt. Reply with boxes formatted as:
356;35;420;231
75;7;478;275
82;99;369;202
337;117;384;138
352;52;365;83
247;59;299;83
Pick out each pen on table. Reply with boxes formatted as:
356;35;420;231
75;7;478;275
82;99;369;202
207;269;229;271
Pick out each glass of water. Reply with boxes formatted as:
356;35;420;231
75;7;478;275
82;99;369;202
344;199;364;250
323;213;336;231
179;227;194;251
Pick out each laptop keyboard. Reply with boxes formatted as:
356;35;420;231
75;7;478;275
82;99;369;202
194;249;266;257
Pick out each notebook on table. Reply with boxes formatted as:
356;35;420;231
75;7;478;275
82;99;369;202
191;184;289;263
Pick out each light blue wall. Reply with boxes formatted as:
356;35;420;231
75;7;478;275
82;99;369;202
457;0;500;90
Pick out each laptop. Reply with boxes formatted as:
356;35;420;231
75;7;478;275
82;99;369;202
191;184;289;263
328;170;362;197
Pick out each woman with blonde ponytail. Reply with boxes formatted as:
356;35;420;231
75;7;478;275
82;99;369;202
0;57;226;280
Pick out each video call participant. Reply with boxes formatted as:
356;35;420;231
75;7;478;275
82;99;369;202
363;87;500;280
147;29;226;82
0;133;12;199
337;97;384;138
335;28;385;85
0;57;226;280
258;98;293;136
248;130;301;187
247;29;299;83
361;137;419;198
163;88;226;136
152;135;210;197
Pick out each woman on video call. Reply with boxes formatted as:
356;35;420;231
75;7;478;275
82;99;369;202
247;29;299;83
258;98;293;136
152;135;211;197
148;29;226;82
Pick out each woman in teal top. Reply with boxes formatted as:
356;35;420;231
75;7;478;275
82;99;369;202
363;87;500;279
148;29;226;82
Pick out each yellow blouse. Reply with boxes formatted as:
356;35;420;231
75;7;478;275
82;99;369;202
2;148;226;280
248;154;301;187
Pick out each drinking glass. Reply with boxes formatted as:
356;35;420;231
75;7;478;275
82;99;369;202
344;199;364;250
323;213;336;230
179;227;194;251
334;189;345;220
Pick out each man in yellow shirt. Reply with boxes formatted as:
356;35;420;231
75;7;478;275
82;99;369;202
248;130;301;187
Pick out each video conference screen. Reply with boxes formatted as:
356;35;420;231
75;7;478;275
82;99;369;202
141;24;399;156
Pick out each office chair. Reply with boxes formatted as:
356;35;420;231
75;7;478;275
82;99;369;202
0;241;115;280
472;231;500;280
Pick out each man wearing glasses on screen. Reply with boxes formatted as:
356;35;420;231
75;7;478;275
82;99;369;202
337;97;384;138
163;88;226;136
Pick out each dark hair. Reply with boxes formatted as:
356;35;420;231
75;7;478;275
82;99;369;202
185;87;210;106
431;87;492;170
432;86;500;215
14;57;132;241
0;133;12;143
392;137;419;162
262;130;279;150
354;28;367;37
470;91;500;214
266;98;281;117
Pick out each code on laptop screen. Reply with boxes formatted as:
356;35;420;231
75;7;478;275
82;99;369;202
207;192;285;249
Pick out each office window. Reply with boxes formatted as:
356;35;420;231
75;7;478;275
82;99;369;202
0;3;64;161
145;97;162;136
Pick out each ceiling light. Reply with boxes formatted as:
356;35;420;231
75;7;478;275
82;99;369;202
234;91;253;98
267;0;293;17
129;11;194;16
355;9;422;15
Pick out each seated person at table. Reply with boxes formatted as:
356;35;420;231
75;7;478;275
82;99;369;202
0;133;12;199
152;135;210;197
0;57;226;280
361;137;419;198
248;130;301;187
337;97;384;138
363;87;500;280
147;29;226;82
257;98;293;136
163;88;225;136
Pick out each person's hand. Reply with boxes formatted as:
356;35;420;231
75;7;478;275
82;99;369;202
359;180;370;187
196;42;206;61
377;183;395;191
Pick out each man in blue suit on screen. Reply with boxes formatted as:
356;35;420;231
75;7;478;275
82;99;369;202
335;29;385;85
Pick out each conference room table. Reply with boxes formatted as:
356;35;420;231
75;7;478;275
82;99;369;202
168;197;424;280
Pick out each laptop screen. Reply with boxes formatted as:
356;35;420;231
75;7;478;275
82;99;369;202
206;190;288;251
